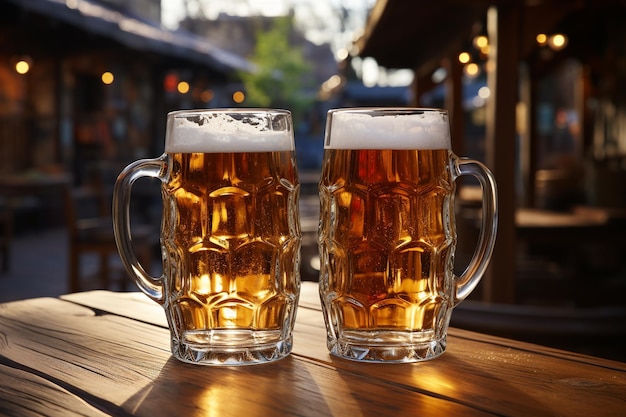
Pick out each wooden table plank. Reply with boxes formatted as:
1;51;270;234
59;283;626;416
1;283;624;417
62;290;167;328
0;298;170;404
0;295;492;416
0;363;111;417
294;305;626;416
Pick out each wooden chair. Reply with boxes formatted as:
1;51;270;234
64;182;154;292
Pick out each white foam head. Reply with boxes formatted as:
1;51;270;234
325;108;451;150
165;109;294;153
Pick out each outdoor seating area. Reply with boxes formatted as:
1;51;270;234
64;180;156;292
1;1;626;414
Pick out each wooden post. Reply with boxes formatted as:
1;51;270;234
483;5;519;303
446;56;465;156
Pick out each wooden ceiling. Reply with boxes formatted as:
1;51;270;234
355;0;626;77
354;0;487;76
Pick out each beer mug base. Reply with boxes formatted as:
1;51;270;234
171;331;293;366
327;332;446;363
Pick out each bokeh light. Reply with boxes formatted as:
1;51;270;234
232;91;245;103
15;60;30;75
177;81;190;94
101;71;114;85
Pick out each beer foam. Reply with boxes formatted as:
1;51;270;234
165;111;294;153
326;109;451;150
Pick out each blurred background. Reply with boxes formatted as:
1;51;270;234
1;0;625;361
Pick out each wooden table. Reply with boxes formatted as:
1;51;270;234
1;282;624;416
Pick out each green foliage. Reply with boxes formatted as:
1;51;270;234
239;16;314;122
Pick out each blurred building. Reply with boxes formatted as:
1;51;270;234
0;0;252;184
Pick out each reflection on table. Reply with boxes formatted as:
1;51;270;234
0;282;624;416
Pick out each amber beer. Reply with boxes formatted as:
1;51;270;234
162;151;300;347
319;148;453;327
319;108;497;362
113;109;301;366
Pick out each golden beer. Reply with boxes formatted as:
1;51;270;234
113;109;301;365
319;148;454;326
319;108;497;362
162;151;300;348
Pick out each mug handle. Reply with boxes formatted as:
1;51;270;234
452;154;498;305
112;155;168;303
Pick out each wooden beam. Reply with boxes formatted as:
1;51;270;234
445;56;465;156
483;4;519;303
519;63;533;208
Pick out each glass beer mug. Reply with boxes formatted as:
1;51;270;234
318;108;497;362
113;109;301;365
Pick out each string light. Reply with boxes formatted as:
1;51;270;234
536;33;548;45
464;63;480;77
177;81;190;94
474;36;488;49
13;56;33;75
15;60;30;75
232;91;245;103
536;33;568;50
101;71;114;84
549;34;568;50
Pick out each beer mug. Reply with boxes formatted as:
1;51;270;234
318;108;497;362
113;109;301;365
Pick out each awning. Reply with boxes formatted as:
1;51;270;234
354;0;487;74
6;0;255;74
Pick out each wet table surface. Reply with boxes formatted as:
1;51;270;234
0;282;624;416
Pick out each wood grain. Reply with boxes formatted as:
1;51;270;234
0;283;624;416
0;363;111;417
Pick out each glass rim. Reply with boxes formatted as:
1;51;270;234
327;107;447;117
167;108;292;118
